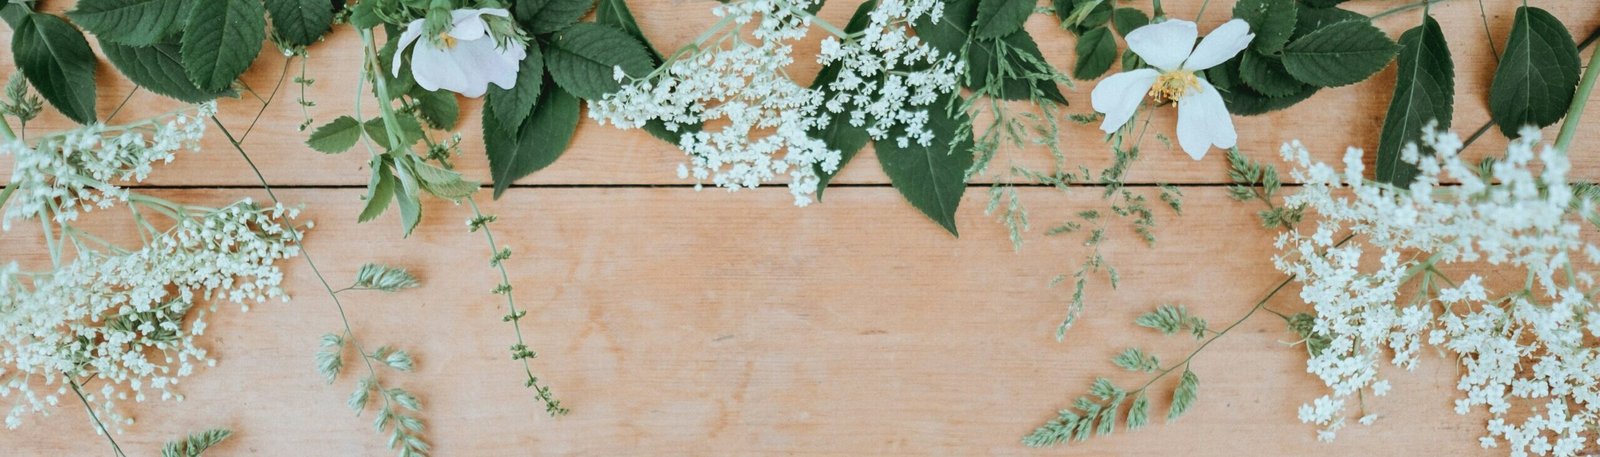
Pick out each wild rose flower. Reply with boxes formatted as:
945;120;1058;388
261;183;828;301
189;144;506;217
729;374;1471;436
392;8;526;98
1091;18;1253;160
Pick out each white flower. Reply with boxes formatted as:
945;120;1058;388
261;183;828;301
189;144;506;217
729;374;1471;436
1091;18;1253;160
392;8;526;98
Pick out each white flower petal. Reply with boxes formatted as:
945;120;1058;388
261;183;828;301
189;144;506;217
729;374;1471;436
410;41;478;95
448;10;489;41
1175;78;1236;159
455;38;524;95
1183;19;1254;71
1091;68;1160;133
1126;19;1197;72
392;20;425;77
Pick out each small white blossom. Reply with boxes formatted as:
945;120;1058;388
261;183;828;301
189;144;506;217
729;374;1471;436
1092;18;1253;159
392;8;526;98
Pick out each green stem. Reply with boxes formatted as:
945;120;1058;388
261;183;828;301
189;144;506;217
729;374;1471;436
68;379;128;457
468;198;566;416
1134;275;1292;393
1556;43;1600;153
1370;0;1448;21
0;113;15;140
359;30;407;151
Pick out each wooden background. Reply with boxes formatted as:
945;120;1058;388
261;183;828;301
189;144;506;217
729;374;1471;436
3;0;1600;455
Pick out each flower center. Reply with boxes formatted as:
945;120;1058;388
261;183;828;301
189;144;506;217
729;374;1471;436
1149;71;1201;103
438;33;457;49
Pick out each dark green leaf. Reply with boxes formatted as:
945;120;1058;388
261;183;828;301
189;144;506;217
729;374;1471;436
877;94;974;236
1239;50;1303;97
484;84;580;198
1072;26;1116;80
12;13;97;124
391;160;422;237
67;0;185;46
306;115;363;154
1489;6;1580;138
1292;6;1364;40
1377;15;1454;186
1110;7;1148;37
485;44;544;129
810;0;879;200
1209;56;1319;116
409;87;459;130
263;0;334;47
595;0;663;61
914;0;976;54
181;0;266;92
1299;0;1348;7
362;114;424;151
0;3;31;28
543;23;654;100
1056;0;1111;34
359;156;396;223
1281;20;1397;87
102;40;231;103
409;157;477;200
968;31;1068;104
514;0;596;35
348;0;380;29
1232;0;1298;55
974;0;1033;38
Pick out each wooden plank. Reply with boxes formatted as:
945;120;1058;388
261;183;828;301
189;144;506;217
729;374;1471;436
2;1;1598;187
0;188;1501;455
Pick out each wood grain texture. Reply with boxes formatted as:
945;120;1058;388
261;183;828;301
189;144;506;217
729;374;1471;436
1;0;1598;187
0;188;1502;455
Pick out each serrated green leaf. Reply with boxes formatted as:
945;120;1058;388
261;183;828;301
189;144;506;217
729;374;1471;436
348;0;380;29
1209;55;1319;115
359;156;396;223
12;13;97;124
306;116;363;154
67;0;185;46
391;160;422;237
1110;7;1148;38
595;0;663;61
811;0;879;200
363;114;424;151
1299;0;1348;7
514;0;596;35
968;31;1067;104
1239;50;1303;97
409;87;459;130
485;44;544;129
1072;26;1116;80
877;94;973;236
102;40;232;103
409;157;477;200
264;0;334;47
1056;0;1111;34
1376;15;1453;187
485;83;579;198
974;0;1033;38
1292;6;1364;40
1489;6;1580;138
1281;20;1396;87
1233;0;1297;55
543;23;654;100
914;0;976;54
181;0;266;92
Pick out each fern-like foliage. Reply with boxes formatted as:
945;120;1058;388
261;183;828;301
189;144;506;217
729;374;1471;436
161;428;232;457
351;264;419;292
1225;148;1303;229
1111;347;1160;372
1135;304;1208;340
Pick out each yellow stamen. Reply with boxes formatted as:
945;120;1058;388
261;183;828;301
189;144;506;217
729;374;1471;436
1149;71;1201;103
439;33;457;49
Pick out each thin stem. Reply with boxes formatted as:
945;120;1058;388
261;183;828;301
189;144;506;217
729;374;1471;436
1193;0;1212;23
1370;0;1448;21
1476;0;1499;61
1134;276;1293;393
105;87;138;124
241;57;295;143
1556;43;1600;153
68;379;128;457
0;181;15;216
0;112;16;140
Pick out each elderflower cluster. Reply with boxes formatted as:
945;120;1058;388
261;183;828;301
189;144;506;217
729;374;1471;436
815;0;960;147
1;102;215;230
1275;127;1600;456
589;0;836;206
0;201;303;431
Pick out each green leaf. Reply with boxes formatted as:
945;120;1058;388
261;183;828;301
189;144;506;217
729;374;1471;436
811;0;879;200
1281;20;1397;88
484;84;580;198
1056;0;1111;34
181;0;266;92
1376;15;1454;187
391;162;422;237
876;94;974;236
1239;50;1303;97
359;156;396;223
409;87;459;130
1210;56;1319;116
1110;7;1148;37
306;116;363;154
12;13;97;124
263;0;334;47
1489;6;1580;138
348;0;380;29
514;0;596;35
595;0;663;61
1299;0;1348;7
66;0;185;46
914;0;976;54
974;0;1033;38
1292;6;1364;40
1072;26;1116;80
1232;0;1297;55
485;44;545;129
102;40;231;103
543;23;654;100
362;114;424;151
409;157;478;200
967;31;1068;104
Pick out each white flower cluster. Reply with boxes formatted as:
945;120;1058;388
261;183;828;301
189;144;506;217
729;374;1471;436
1275;128;1600;456
0;201;303;431
590;0;959;206
1;103;216;230
815;0;960;148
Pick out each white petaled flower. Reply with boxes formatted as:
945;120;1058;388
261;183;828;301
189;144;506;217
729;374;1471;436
392;8;526;98
1091;18;1253;160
